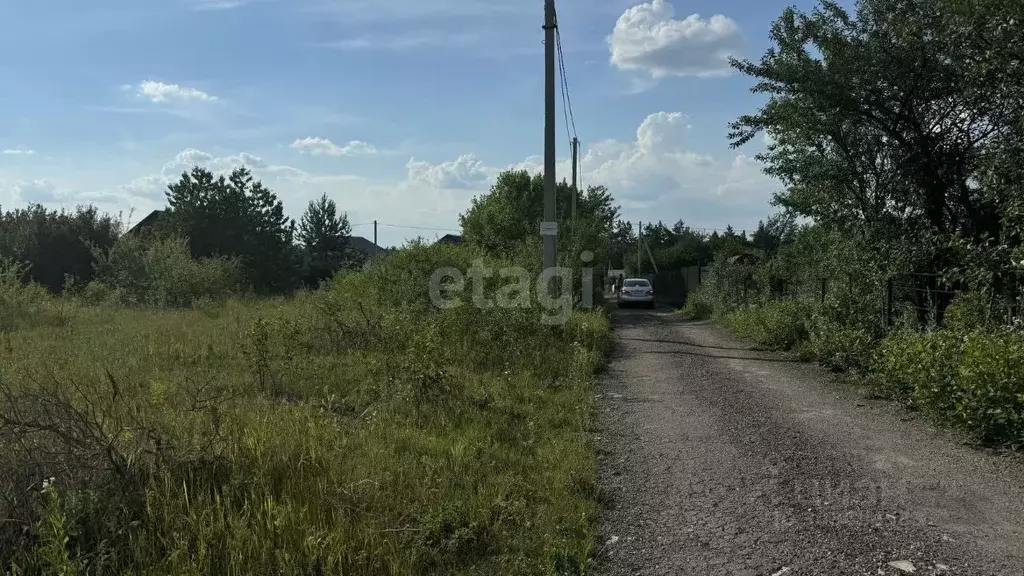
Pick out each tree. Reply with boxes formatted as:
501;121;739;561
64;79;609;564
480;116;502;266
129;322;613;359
608;220;636;269
728;0;1024;276
459;169;620;262
751;212;798;257
297;194;352;286
162;166;298;294
0;204;120;293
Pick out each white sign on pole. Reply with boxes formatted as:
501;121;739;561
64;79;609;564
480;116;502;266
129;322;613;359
540;221;558;236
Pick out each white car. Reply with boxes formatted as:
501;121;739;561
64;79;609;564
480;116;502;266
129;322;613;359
617;278;655;308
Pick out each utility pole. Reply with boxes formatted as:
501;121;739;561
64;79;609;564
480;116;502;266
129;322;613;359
637;221;642;275
373;220;378;258
542;0;557;276
571;137;578;220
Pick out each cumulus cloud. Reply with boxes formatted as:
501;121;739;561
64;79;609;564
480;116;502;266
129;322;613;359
608;0;742;79
2;148;35;155
12;179;60;203
134;80;217;103
290;137;377;156
406;154;494;190
410;111;779;227
116;148;303;202
100;111;779;245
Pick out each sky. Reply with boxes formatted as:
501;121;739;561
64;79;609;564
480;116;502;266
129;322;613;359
0;0;834;247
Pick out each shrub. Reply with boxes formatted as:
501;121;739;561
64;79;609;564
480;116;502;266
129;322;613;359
0;258;62;331
874;327;1024;445
679;288;713;320
93;234;243;307
723;299;812;350
807;314;877;372
944;290;997;333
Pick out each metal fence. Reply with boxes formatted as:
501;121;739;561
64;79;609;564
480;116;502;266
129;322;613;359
711;263;1024;332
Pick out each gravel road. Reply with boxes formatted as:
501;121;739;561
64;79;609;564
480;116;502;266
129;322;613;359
593;307;1024;576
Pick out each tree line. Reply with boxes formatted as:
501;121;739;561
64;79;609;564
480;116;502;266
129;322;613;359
0;166;362;301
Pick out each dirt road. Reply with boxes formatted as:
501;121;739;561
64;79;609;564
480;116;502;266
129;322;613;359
593;307;1024;575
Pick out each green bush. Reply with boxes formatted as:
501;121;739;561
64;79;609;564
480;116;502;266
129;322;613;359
0;258;62;331
723;299;812;350
807;314;877;372
92;234;243;307
679;288;713;320
944;290;997;332
874;327;1024;445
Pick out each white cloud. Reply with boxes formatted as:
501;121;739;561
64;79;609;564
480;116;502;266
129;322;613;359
13;179;60;203
2;148;36;155
187;0;249;9
290;137;377;156
114;148;302;203
170;148;213;167
409;111;779;227
96;111;779;246
318;31;486;52
406;154;494;190
608;0;742;79
134;80;217;103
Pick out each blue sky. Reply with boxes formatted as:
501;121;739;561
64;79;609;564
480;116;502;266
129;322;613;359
0;0;831;247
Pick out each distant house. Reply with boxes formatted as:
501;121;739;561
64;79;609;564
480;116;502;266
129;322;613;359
125;209;165;236
726;253;758;265
347;236;389;260
435;234;463;246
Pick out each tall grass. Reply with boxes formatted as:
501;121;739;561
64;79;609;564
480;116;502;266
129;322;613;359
0;244;611;575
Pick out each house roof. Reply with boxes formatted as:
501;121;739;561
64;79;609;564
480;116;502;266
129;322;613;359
435;234;463;245
348;236;388;257
125;209;165;236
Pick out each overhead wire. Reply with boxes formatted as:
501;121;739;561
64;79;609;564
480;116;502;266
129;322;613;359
553;8;577;143
553;3;586;211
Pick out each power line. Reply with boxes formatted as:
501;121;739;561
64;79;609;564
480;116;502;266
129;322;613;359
553;9;577;142
351;221;461;233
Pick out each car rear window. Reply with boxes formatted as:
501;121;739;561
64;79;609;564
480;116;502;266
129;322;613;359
623;280;649;287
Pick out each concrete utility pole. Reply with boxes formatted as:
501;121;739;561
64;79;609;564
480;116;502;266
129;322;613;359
373;220;378;258
637;221;642;275
542;0;557;274
571;137;579;220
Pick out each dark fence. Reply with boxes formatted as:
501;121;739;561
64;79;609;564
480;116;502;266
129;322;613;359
644;265;712;308
713;264;1024;332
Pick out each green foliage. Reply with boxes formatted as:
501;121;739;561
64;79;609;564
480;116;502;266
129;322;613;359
162;166;298;294
297;193;354;287
723;299;812;350
874;327;1024;446
0;204;120;293
807;315;876;372
92;233;243;307
944;291;998;332
0;258;65;332
0;242;612;574
460;169;618;261
679;288;713;320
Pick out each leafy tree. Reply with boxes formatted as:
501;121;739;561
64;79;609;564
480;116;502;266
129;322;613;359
751;212;798;256
608;219;636;269
297;194;352;286
162;166;298;294
460;169;619;262
0;204;120;292
728;0;1023;274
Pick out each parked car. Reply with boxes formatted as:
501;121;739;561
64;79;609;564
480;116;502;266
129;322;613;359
617;278;655;308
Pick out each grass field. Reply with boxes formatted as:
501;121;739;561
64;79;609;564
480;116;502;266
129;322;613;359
0;245;612;575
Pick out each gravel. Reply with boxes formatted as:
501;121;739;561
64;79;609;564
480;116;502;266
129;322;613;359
592;309;1024;576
